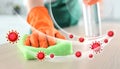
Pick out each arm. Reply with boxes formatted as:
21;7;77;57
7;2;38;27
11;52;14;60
24;0;65;48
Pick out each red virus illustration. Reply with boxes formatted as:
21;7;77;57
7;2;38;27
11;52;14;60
79;37;85;42
107;31;114;37
6;30;20;44
89;54;93;58
75;51;82;58
69;34;74;39
104;39;108;43
50;54;55;59
37;51;45;61
90;41;102;54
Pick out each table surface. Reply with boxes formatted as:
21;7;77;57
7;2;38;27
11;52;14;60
0;23;120;69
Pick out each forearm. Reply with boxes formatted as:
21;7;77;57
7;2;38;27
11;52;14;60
25;0;54;31
26;0;44;11
27;7;54;31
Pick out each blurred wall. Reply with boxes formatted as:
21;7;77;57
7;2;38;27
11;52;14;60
102;0;120;20
0;0;26;15
0;0;120;20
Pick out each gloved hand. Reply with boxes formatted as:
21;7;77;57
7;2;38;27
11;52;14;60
24;6;65;48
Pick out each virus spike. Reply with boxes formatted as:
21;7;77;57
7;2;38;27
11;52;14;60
104;39;108;43
79;37;85;42
108;31;114;37
69;34;74;39
50;54;55;59
89;54;93;58
90;41;102;54
37;51;45;61
6;30;20;44
75;51;82;58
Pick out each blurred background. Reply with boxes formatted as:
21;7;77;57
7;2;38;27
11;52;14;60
0;0;120;44
0;0;26;15
0;0;120;19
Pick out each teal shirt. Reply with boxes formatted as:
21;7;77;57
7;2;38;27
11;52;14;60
46;0;82;28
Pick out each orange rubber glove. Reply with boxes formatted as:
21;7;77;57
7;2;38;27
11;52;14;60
84;0;100;5
24;6;65;48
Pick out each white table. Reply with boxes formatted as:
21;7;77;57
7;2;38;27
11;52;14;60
0;22;120;69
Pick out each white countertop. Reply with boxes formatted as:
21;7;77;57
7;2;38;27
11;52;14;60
0;22;120;69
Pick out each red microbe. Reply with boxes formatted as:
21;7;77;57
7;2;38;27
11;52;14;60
79;37;85;42
75;51;82;58
89;54;93;58
50;54;54;58
108;31;114;37
37;51;45;61
104;39;108;43
69;34;74;39
6;30;20;44
90;41;102;54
